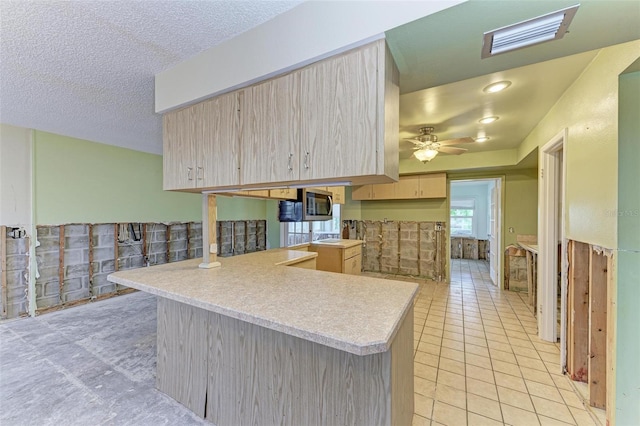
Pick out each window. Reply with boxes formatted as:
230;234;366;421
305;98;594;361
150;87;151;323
450;199;475;236
282;205;341;246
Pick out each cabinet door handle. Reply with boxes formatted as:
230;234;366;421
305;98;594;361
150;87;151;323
197;166;203;180
287;153;293;172
187;167;193;181
304;152;310;170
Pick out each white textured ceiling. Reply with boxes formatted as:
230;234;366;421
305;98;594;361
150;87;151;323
0;0;302;154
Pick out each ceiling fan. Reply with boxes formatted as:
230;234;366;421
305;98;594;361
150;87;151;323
405;127;474;162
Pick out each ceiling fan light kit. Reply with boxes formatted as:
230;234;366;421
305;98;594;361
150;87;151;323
475;136;490;143
414;148;439;163
481;4;579;59
406;126;474;163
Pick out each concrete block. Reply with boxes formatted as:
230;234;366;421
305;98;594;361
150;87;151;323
5;238;28;255
149;242;167;255
63;277;85;292
6;254;28;271
7;300;27;317
129;256;144;269
37;295;59;309
63;248;86;265
65;263;89;279
169;251;187;262
170;239;187;252
63;288;90;303
7;284;27;299
64;224;88;236
101;259;115;273
37;237;61;252
43;280;60;297
93;247;115;262
98;284;117;295
118;243;143;258
64;235;89;249
6;270;25;288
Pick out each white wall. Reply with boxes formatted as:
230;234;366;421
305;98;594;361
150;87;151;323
450;181;490;239
155;0;466;112
0;123;32;226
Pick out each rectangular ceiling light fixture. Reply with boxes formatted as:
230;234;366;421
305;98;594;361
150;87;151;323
481;4;579;59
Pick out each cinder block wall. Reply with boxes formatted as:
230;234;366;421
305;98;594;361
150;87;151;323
347;220;447;281
0;220;266;319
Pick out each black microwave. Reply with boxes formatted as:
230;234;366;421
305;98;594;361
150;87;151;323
278;188;333;222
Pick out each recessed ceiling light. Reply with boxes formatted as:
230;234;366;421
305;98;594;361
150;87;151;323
475;136;490;143
483;81;511;93
481;5;579;59
479;116;499;124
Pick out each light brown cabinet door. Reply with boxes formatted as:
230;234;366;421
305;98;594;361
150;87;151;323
327;186;345;204
371;182;395;199
351;185;372;200
269;188;297;200
395;176;420;199
241;73;299;185
199;93;241;188
163;106;197;190
419;173;447;198
299;43;379;180
343;254;362;275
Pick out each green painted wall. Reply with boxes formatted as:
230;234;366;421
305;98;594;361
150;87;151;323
33;131;268;225
616;69;640;426
517;40;640;249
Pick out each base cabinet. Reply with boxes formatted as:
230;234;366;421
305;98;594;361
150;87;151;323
309;243;362;275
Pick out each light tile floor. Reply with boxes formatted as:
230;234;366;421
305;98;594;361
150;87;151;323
370;259;602;426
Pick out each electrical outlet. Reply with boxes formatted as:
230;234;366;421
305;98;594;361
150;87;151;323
509;227;514;233
435;224;443;231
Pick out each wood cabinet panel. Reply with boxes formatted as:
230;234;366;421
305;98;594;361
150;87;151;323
419;173;446;198
395;176;420;199
299;43;379;180
371;183;395;200
241;73;299;185
269;188;297;200
163;106;197;190
327;186;345;204
351;185;372;200
199;93;240;187
344;254;362;275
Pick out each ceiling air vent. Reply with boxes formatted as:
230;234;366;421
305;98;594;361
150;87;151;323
481;5;579;59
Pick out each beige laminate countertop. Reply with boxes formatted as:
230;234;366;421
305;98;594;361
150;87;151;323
519;243;539;254
107;248;417;356
310;238;363;248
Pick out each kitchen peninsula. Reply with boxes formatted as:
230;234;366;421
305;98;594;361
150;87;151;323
107;248;417;425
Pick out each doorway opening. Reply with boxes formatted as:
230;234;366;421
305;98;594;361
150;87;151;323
538;129;567;346
449;178;502;286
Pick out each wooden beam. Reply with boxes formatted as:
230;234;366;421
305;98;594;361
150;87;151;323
1;225;7;319
199;194;220;269
588;247;608;409
114;223;119;272
186;222;191;259
166;224;171;263
567;240;590;382
58;225;65;305
142;223;147;264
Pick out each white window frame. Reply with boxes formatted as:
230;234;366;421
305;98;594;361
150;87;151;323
450;199;476;238
280;205;341;247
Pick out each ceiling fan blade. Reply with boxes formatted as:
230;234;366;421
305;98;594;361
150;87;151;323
438;146;468;155
404;138;425;146
437;137;475;146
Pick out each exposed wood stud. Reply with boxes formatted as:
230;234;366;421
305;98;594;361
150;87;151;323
589;248;608;409
186;222;191;259
142;223;147;264
567;240;590;382
58;225;65;305
1;225;7;319
417;223;421;277
166;224;171;263
88;224;94;295
114;223;119;272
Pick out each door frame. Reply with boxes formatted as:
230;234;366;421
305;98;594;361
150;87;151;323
537;128;568;346
448;177;505;287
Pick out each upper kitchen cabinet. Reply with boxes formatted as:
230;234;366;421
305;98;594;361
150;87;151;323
199;93;241;188
163;105;197;190
240;72;299;185
163;92;240;191
299;39;399;184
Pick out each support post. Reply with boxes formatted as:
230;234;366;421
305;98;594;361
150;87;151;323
199;194;221;269
1;226;7;319
567;240;590;382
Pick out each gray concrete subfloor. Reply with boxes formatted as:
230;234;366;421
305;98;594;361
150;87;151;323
0;292;208;426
